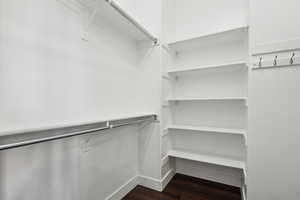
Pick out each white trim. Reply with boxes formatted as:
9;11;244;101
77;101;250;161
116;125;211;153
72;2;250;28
138;170;175;192
105;176;139;200
104;171;175;200
161;169;175;190
105;171;243;199
241;185;247;200
252;37;300;56
138;175;162;191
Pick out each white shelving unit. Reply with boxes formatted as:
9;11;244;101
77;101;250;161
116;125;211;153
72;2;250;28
161;11;249;189
168;150;245;170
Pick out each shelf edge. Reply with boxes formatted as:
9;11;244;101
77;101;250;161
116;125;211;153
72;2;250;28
167;61;247;75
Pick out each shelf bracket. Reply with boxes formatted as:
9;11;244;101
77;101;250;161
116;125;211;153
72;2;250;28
138;119;159;130
81;1;100;41
105;0;158;45
56;0;98;41
162;74;171;80
56;0;82;14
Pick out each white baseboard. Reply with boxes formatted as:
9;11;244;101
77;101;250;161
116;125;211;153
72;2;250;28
105;170;243;200
139;169;175;192
105;176;139;200
138;175;162;191
105;170;175;200
241;185;247;200
161;169;175;190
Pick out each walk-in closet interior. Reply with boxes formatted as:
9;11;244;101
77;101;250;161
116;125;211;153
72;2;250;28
0;0;300;200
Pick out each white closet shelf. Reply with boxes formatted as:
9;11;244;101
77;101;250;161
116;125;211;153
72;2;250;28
166;25;248;52
167;150;245;170
165;125;246;136
167;97;247;102
167;61;247;76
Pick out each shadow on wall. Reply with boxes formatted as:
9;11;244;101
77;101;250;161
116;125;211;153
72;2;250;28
136;42;157;69
138;121;161;179
0;139;80;200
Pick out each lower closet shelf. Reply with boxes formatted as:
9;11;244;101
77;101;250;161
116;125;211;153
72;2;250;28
167;150;245;170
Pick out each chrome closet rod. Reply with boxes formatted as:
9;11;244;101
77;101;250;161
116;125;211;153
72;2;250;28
105;0;158;44
0;114;157;151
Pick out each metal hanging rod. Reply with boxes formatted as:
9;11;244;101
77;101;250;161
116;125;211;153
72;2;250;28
0;114;157;151
105;0;158;44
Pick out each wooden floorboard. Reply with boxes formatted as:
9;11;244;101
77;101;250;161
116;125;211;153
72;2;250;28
123;174;241;200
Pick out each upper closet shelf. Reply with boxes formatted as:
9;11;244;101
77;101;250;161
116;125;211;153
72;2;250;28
167;61;247;76
74;0;158;43
166;25;248;52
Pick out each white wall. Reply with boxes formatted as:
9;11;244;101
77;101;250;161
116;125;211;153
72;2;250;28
0;0;161;133
164;0;249;43
248;0;300;199
0;0;162;199
250;0;300;46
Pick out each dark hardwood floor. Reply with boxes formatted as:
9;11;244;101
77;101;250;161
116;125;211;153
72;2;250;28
123;174;241;200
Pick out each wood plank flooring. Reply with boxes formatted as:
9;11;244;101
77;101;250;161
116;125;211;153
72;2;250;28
123;174;241;200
